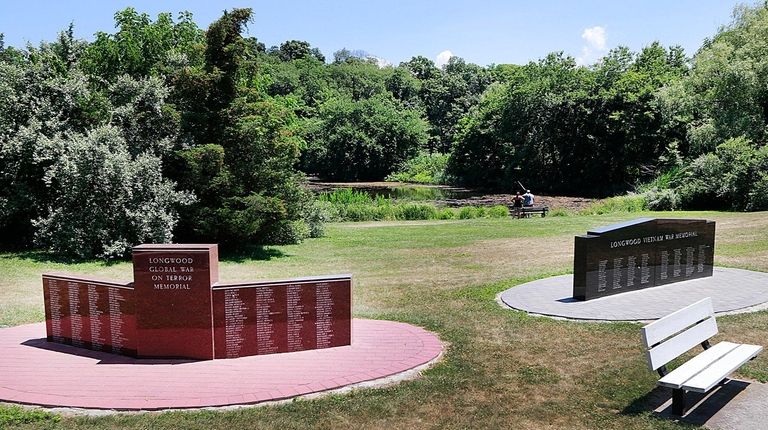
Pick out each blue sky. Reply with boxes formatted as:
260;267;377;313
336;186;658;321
0;0;746;66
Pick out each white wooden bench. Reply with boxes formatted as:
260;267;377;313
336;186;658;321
641;297;763;415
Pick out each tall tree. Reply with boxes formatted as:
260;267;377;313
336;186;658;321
658;3;768;155
172;8;312;245
82;8;204;82
303;94;429;180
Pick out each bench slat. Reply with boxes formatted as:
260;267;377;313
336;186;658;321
658;341;740;389
642;298;714;348
682;344;763;393
646;317;718;370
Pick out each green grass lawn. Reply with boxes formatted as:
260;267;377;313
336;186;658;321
2;211;767;429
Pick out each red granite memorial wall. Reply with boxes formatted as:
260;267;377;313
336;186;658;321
42;244;352;360
42;274;136;356
132;244;218;360
212;276;352;359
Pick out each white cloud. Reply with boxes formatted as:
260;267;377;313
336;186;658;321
576;26;608;66
371;56;392;68
435;50;454;68
582;26;606;50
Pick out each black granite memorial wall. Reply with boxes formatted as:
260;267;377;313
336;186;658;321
573;218;715;300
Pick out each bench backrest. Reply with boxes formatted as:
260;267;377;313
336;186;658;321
641;297;717;370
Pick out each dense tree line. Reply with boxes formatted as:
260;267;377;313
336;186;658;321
1;4;767;257
449;45;688;196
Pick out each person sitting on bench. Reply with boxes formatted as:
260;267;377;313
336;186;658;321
523;190;534;207
512;192;524;208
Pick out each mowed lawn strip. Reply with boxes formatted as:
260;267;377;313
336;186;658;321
1;211;766;429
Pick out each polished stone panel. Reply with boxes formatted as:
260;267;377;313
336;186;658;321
573;218;715;300
212;276;352;359
42;274;136;356
132;244;218;359
43;244;352;360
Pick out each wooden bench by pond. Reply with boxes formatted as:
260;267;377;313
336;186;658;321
511;206;549;218
641;297;763;416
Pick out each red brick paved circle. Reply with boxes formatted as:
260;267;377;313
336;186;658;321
0;319;443;410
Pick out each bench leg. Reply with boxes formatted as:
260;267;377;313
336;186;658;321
672;388;686;416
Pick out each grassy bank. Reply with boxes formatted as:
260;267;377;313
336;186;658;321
2;211;767;429
318;188;510;222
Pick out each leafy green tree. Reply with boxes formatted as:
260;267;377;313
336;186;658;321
203;8;252;122
1;23;191;253
675;136;768;210
385;66;422;109
401;55;491;151
449;46;686;195
658;4;768;155
171;8;314;245
273;40;325;62
327;59;389;101
332;48;354;64
82;8;204;82
109;75;180;157
402;56;440;80
261;55;328;111
0;30;101;247
303;94;429;180
33;125;193;259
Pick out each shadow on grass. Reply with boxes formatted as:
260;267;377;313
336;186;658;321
1;245;289;265
218;245;288;263
0;250;127;266
622;380;749;426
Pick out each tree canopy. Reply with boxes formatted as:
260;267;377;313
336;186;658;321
3;3;768;257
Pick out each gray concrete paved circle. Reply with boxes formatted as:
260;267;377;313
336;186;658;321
499;267;768;321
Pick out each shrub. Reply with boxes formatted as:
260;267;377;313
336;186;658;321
302;200;336;237
319;188;374;205
437;208;456;219
399;203;438;220
549;208;571;217
747;171;768;211
33;126;193;259
675;153;723;210
487;205;509;218
644;188;680;211
458;206;480;219
376;202;400;220
636;167;683;193
385;152;452;184
305;95;430;180
672;137;767;211
582;194;648;215
344;203;381;222
262;219;311;244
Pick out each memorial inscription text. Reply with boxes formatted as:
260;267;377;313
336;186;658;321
43;244;352;359
573;218;715;300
